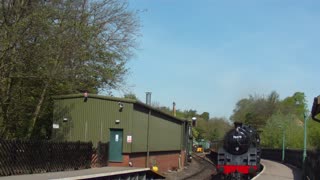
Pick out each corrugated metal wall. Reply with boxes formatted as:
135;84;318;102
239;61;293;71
53;97;133;152
132;105;149;152
148;111;183;151
53;95;186;154
131;104;183;152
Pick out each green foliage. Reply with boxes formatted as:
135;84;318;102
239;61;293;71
151;97;237;143
194;122;206;141
0;0;140;139
192;128;200;140
151;102;231;142
123;93;139;100
152;103;200;120
278;92;307;116
200;112;210;121
230;91;280;129
308;119;320;149
260;113;303;148
231;91;320;149
206;118;232;141
193;118;232;142
183;109;197;119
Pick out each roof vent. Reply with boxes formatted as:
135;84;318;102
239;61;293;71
146;92;152;105
173;102;176;117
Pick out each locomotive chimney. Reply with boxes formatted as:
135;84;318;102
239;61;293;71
234;122;243;128
146;92;152;105
173;102;176;117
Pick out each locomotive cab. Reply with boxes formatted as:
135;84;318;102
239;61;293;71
312;95;320;123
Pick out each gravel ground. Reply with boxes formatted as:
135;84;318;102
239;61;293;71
164;153;215;180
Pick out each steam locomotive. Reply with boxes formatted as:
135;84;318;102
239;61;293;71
215;122;261;180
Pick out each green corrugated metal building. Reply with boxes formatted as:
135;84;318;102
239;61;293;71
53;94;191;170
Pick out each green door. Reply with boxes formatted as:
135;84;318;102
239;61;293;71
109;129;123;162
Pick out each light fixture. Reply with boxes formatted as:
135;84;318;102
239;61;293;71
53;123;60;129
119;102;124;108
192;117;197;126
118;102;124;112
83;91;88;102
115;119;120;124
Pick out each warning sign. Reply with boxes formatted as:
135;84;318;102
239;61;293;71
127;135;132;143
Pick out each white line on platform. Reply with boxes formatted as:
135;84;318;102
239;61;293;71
252;162;266;180
49;168;150;180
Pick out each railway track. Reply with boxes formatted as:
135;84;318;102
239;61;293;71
187;152;263;180
166;151;262;180
181;153;215;180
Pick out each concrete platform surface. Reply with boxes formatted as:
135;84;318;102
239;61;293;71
0;167;150;180
253;159;302;180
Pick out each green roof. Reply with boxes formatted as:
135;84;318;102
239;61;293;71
53;94;186;123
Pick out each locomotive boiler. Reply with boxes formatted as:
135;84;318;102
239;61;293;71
215;122;261;179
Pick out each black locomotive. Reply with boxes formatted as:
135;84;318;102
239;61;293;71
215;122;261;180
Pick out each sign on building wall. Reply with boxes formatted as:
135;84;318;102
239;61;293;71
52;123;59;129
127;135;132;143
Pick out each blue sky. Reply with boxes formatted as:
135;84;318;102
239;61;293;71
114;0;320;118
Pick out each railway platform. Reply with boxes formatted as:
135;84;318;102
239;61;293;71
253;159;302;180
0;167;164;180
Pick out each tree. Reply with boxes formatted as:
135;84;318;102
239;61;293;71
230;92;279;129
279;92;307;117
260;113;303;148
194;122;206;141
183;109;197;119
206;118;232;141
192;117;232;142
200;112;210;121
0;0;140;139
124;93;139;100
230;98;253;123
242;91;309;148
308;119;320;149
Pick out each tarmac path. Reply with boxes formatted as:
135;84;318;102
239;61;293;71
253;159;302;180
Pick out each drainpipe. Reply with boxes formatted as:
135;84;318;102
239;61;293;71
145;92;151;168
85;121;88;141
173;102;176;117
146;109;151;168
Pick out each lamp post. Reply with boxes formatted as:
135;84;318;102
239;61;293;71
295;100;308;166
299;112;308;179
282;128;285;162
302;113;307;166
297;101;308;179
278;125;285;162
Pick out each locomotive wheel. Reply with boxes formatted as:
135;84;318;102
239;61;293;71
230;172;241;180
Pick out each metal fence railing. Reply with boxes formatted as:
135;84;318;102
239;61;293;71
261;148;320;180
0;139;93;176
284;149;303;168
305;150;320;180
91;142;108;167
261;148;282;162
97;142;108;166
